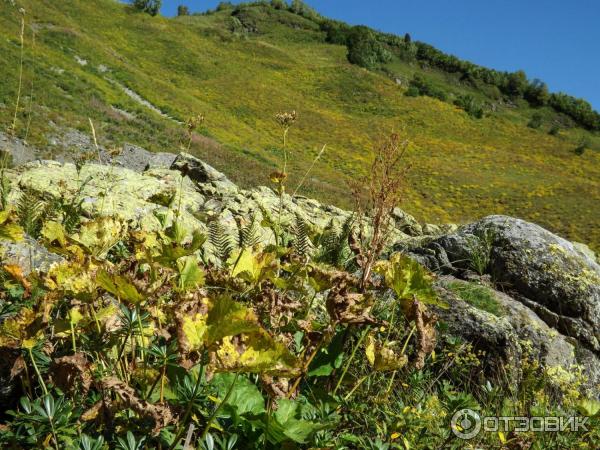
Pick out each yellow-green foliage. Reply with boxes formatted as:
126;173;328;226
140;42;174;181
0;1;599;251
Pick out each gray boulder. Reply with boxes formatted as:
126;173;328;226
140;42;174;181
114;144;177;172
417;215;600;354
171;152;238;194
435;276;599;397
0;236;64;276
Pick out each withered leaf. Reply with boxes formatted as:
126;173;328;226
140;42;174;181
100;377;174;436
51;352;92;395
326;276;378;325
403;299;437;370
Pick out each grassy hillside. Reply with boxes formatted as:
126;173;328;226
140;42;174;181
0;0;599;250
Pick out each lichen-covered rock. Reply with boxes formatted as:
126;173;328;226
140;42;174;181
114;144;177;172
0;236;63;275
11;162;206;237
417;215;600;354
391;207;422;236
435;276;599;397
171;152;238;194
433;280;522;375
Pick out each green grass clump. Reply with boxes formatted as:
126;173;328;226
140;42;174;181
448;280;505;316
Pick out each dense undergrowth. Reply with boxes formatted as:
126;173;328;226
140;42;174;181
0;130;597;449
0;0;599;250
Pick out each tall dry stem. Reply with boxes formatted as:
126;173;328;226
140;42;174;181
10;9;26;134
350;132;410;289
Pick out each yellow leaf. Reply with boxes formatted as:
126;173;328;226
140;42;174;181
181;312;208;352
41;221;67;247
365;335;376;366
73;216;126;257
498;431;506;444
45;262;95;295
21;337;37;350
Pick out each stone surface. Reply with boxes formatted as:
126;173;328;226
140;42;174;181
0;236;64;276
415;215;600;354
435;276;599;397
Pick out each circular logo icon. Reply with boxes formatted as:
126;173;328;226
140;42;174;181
451;408;481;439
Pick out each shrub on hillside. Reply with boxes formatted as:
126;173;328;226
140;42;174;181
527;112;543;129
131;0;161;16
177;5;189;16
216;1;234;11
346;26;391;69
524;79;549;107
504;70;528;98
408;75;447;101
271;0;287;9
454;94;484;118
549;93;600;131
549;124;560;136
320;19;352;45
574;138;589;155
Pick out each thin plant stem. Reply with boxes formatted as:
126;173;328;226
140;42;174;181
200;372;239;439
168;359;206;450
88;118;101;163
333;325;370;396
385;325;416;396
10;13;26;134
28;347;48;395
23;28;36;142
293;144;326;197
70;320;77;353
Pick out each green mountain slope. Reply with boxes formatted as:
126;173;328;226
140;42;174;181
0;0;599;249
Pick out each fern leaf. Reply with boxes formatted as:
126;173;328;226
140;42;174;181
291;214;312;257
238;214;261;248
208;220;234;263
16;189;46;238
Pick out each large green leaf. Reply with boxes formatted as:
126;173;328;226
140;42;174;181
97;269;144;304
374;253;447;308
176;255;205;292
266;399;324;444
211;373;266;419
307;330;345;377
157;229;206;265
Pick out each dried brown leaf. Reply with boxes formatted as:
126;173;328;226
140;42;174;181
404;299;437;370
326;276;378;325
51;352;92;395
100;376;174;436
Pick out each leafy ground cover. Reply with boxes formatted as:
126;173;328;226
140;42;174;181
0;1;598;250
0;150;598;449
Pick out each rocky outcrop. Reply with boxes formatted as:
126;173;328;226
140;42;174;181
4;152;439;268
2;151;598;398
409;216;600;397
413;216;600;353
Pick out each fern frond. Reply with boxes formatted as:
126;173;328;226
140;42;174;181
238;214;261;248
317;214;355;267
208;220;234;263
291;213;312;258
16;188;46;238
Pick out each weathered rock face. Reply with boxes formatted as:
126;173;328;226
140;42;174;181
415;215;600;353
410;216;600;397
